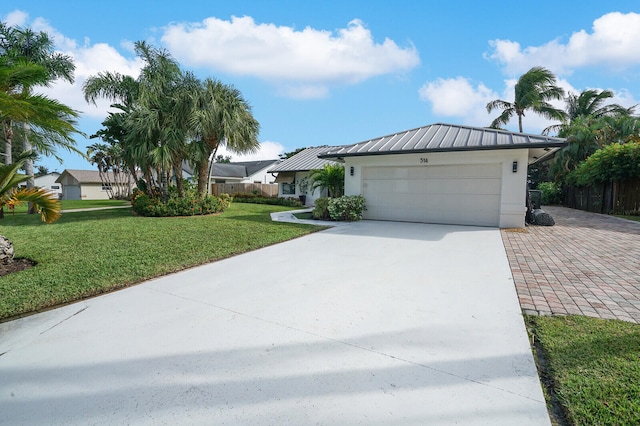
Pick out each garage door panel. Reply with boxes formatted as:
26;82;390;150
362;165;502;227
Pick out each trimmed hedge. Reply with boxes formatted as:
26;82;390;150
132;192;231;217
232;193;303;207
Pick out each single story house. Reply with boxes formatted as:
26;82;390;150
318;123;566;228
56;169;135;200
209;160;279;184
268;147;339;206
26;172;62;198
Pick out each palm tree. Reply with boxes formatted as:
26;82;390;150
0;23;78;182
486;66;567;132
0;60;81;167
189;78;260;196
309;164;345;198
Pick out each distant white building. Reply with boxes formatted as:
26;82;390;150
29;172;63;198
56;169;135;200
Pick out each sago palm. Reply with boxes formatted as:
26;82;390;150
0;151;60;223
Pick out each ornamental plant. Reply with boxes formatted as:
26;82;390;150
568;142;640;186
327;195;366;221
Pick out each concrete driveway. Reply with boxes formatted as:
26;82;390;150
0;221;549;425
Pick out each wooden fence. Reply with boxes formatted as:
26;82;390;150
564;178;640;214
211;183;278;197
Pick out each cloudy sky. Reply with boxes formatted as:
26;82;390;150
3;1;640;171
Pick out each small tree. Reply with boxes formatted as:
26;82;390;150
309;164;344;198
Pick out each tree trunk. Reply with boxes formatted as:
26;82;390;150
23;122;36;214
518;114;523;133
197;157;210;197
3;121;12;165
173;160;185;198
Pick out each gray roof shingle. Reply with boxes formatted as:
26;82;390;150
318;123;567;159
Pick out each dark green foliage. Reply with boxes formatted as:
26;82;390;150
309;164;345;197
538;181;562;205
568;142;640;186
232;193;302;207
312;197;330;220
132;191;227;217
328;195;367;221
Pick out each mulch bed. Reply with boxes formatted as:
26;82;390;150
0;258;36;276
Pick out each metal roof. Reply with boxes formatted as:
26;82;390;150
268;146;339;172
318;123;567;162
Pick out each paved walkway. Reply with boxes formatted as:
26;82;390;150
501;206;640;323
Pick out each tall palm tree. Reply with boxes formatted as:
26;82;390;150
0;23;78;181
189;78;260;197
0;60;80;167
487;66;567;132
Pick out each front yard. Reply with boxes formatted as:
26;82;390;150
0;203;323;320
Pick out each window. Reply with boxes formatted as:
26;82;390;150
282;183;296;195
51;185;60;190
102;184;112;191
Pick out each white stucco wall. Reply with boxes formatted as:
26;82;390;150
277;171;327;206
343;149;530;228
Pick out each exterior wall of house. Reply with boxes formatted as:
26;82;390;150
343;149;530;228
277;171;327;206
245;168;276;184
33;173;62;197
61;185;81;200
79;183;112;200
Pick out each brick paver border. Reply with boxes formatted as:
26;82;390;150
501;206;640;324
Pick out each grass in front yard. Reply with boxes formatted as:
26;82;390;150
6;198;129;214
0;203;323;320
527;315;640;425
293;211;313;220
614;214;640;223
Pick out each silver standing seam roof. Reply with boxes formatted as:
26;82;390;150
317;123;567;163
268;146;338;173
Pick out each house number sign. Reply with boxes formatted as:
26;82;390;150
420;158;429;164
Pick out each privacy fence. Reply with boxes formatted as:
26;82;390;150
211;183;278;197
564;178;640;214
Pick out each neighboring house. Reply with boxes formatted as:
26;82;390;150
209;160;279;184
56;169;135;200
319;123;566;228
268;147;339;206
26;172;62;198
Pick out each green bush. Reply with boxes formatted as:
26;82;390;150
538;182;562;205
132;191;227;217
232;195;302;207
313;197;330;220
568;142;640;186
328;195;367;221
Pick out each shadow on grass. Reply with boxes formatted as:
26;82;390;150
0;208;135;227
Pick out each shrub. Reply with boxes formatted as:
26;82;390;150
232;195;302;207
132;191;227;217
328;195;367;221
568;142;640;186
313;197;330;220
538;182;562;205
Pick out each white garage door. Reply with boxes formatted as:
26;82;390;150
362;164;502;227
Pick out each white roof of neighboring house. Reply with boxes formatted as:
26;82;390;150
268;147;339;173
210;160;279;178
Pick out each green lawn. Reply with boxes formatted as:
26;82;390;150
527;315;640;425
0;203;323;320
614;214;640;223
7;198;130;214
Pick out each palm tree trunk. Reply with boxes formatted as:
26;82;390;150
22;122;36;214
197;157;210;197
173;160;185;198
518;114;524;133
2;121;12;165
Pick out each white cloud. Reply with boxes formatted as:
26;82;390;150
161;16;420;98
4;10;28;26
487;12;640;75
216;140;284;162
418;77;498;126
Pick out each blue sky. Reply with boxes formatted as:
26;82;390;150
3;1;640;172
